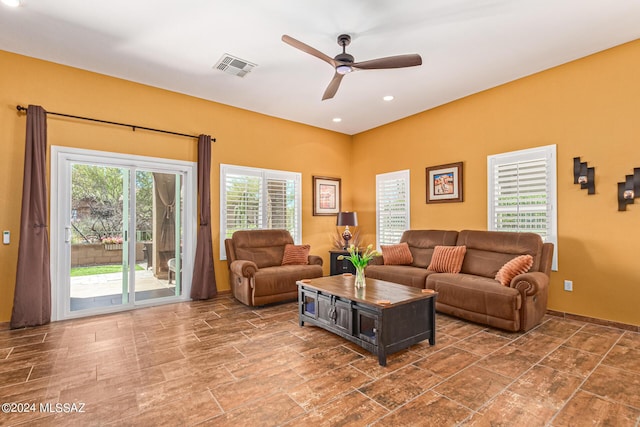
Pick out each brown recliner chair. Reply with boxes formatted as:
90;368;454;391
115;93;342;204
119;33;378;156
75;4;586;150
224;229;323;306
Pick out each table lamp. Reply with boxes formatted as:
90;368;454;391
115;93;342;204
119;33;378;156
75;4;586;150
336;211;358;249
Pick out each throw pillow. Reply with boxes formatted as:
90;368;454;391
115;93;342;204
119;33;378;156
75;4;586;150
495;254;534;286
381;242;413;265
427;245;466;273
281;244;310;265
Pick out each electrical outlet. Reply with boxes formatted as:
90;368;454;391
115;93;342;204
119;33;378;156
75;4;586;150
564;280;573;292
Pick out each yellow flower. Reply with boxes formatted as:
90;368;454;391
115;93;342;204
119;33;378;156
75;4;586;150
340;244;380;269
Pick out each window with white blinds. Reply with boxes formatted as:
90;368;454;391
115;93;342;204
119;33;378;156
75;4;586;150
376;170;410;248
220;164;301;259
488;145;558;270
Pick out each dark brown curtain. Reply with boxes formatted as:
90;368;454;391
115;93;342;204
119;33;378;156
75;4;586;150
11;105;51;328
153;173;176;252
191;134;217;299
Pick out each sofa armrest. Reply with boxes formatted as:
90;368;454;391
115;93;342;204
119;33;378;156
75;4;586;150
369;255;384;266
308;255;323;266
509;271;549;296
230;260;259;279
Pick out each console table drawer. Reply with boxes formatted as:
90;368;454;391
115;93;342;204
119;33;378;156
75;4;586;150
317;294;352;333
300;288;353;334
329;250;356;275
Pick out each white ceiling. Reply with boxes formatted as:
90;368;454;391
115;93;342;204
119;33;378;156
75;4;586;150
1;1;639;135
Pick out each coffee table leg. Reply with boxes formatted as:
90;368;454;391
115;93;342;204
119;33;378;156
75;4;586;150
429;297;436;345
378;350;387;366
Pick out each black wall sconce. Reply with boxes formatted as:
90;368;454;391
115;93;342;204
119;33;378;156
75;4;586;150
573;157;595;194
618;168;640;211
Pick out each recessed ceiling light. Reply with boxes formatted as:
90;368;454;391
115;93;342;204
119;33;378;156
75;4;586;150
383;95;394;102
1;0;21;7
332;118;342;123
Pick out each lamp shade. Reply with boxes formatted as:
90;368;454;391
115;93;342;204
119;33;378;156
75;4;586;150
336;211;358;227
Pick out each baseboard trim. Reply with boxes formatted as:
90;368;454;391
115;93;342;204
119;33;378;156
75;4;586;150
0;322;10;331
547;309;639;333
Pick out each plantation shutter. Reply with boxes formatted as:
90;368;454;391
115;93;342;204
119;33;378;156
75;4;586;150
224;170;262;234
265;171;300;243
376;170;410;247
488;145;558;269
220;165;301;259
492;159;549;237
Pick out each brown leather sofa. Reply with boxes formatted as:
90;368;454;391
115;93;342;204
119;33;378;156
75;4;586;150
224;229;323;306
366;230;554;332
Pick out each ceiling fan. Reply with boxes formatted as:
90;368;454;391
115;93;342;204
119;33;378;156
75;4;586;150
282;34;422;100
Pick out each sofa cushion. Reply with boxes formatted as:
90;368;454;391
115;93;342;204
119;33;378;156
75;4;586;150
457;230;543;278
400;230;459;268
365;264;435;289
281;244;310;265
381;242;413;265
427;273;522;320
427;245;466;273
232;229;294;268
495;254;534;286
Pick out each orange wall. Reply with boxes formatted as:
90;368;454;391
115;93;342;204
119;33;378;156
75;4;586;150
0;50;352;322
2;39;640;326
353;39;640;326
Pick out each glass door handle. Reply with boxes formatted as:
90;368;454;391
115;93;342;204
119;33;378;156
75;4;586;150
64;226;71;243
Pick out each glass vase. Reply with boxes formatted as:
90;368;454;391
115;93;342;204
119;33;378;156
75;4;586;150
355;266;366;289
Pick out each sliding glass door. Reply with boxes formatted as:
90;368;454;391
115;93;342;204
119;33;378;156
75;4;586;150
68;163;130;311
51;147;196;320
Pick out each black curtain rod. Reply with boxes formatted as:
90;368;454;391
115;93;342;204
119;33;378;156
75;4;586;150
16;105;216;142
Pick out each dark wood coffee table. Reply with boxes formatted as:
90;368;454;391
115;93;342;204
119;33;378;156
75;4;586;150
296;275;436;366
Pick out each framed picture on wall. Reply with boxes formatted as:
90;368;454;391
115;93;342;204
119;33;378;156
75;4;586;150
426;162;463;203
313;176;341;215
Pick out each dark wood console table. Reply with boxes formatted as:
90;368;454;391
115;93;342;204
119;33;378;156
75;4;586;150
297;275;436;366
329;249;356;275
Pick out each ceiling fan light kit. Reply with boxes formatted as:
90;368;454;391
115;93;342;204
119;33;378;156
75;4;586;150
336;65;353;75
282;33;422;100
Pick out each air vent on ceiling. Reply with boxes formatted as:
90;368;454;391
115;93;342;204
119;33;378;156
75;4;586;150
214;54;257;77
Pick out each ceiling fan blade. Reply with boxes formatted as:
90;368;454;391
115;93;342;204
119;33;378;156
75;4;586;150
282;35;336;67
322;72;344;100
352;54;422;70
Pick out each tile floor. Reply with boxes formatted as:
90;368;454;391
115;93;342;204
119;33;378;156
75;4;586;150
1;294;639;426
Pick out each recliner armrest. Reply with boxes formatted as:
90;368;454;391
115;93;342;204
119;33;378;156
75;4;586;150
230;260;259;278
308;255;323;266
369;255;384;266
509;271;549;296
